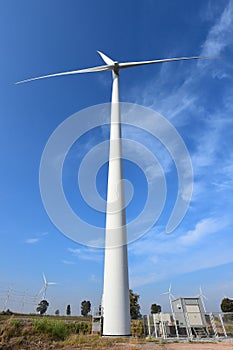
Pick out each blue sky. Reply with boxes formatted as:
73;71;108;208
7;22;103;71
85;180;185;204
0;0;233;315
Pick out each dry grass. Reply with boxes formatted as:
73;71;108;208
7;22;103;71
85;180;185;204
1;316;233;350
0;317;149;349
0;316;93;349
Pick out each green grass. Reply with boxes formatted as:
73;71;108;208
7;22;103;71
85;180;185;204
33;318;91;341
0;316;92;344
0;311;91;322
33;318;70;340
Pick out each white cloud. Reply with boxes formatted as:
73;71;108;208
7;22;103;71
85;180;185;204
212;157;233;191
24;232;49;245
124;2;233;228
68;248;81;255
68;247;103;262
200;0;233;56
191;130;218;171
61;260;75;265
129;215;232;288
41;232;49;236
190;180;207;203
25;238;39;244
179;218;227;246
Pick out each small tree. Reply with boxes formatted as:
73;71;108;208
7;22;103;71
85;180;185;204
221;298;233;312
66;304;71;316
3;309;13;316
151;303;161;314
130;289;141;319
55;309;60;316
81;300;91;317
36;300;49;315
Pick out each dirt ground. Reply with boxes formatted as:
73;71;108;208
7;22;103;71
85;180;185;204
168;344;233;350
1;339;233;350
134;342;233;350
95;342;232;350
60;341;233;350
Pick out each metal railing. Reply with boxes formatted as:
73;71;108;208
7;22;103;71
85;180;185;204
142;312;233;340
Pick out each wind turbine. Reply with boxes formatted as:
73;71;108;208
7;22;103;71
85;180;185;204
16;51;217;336
162;284;179;338
198;286;208;313
3;287;12;311
162;283;176;311
38;273;57;300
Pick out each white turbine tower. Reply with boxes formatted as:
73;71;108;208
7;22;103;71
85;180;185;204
38;273;57;300
16;51;217;336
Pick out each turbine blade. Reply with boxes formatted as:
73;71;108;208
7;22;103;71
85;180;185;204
42;285;47;299
119;55;221;69
15;65;113;84
97;51;115;65
47;282;57;285
199;286;208;299
38;286;44;296
43;273;47;284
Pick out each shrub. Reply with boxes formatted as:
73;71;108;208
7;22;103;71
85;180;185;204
33;318;70;341
33;318;91;341
131;319;144;337
67;321;90;335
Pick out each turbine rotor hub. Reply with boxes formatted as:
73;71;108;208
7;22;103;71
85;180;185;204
113;62;120;75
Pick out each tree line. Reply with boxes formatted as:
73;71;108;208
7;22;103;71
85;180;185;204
36;290;161;318
36;292;233;317
36;300;91;316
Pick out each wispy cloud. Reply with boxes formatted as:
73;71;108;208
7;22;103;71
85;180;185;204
200;0;233;56
68;247;103;262
179;218;228;246
41;232;49;236
212;157;233;191
61;260;75;265
129;1;233;127
129;215;232;288
25;238;39;244
122;1;233;241
24;231;49;245
131;216;229;255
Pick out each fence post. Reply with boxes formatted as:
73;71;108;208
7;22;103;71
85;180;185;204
219;313;227;338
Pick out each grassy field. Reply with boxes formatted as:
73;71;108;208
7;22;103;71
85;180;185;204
1;314;233;350
0;313;146;349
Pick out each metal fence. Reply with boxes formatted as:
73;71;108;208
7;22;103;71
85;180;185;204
142;312;233;340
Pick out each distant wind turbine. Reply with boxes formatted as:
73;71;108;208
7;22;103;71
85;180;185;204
3;287;12;311
38;273;57;300
20;289;27;313
162;283;176;310
198;286;208;313
162;284;179;338
16;51;218;336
